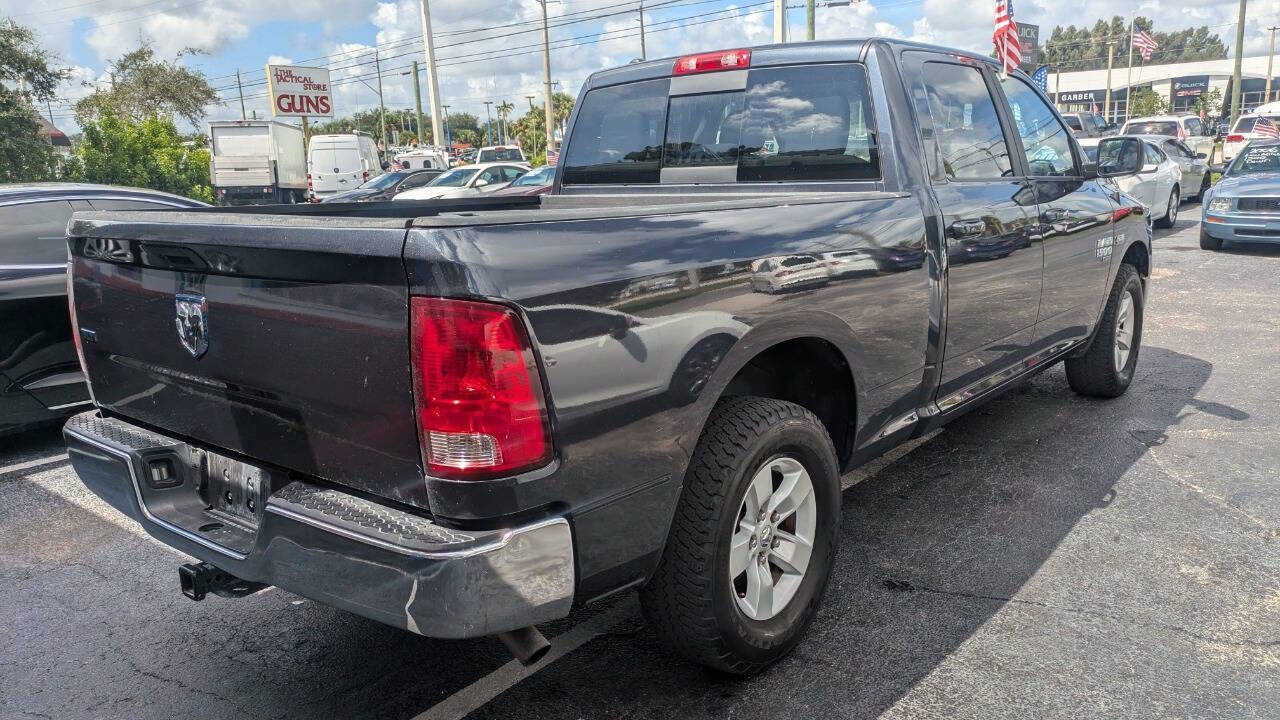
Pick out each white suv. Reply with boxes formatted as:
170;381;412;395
1223;103;1280;163
1121;115;1214;159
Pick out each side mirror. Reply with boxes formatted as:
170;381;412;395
1095;138;1143;178
474;178;489;188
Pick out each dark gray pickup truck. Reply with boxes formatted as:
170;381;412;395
63;39;1152;674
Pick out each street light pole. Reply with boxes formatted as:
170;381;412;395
418;0;445;152
484;101;494;146
375;50;389;159
537;0;555;153
441;104;452;150
236;69;246;120
1266;26;1278;104
1230;0;1247;126
638;0;646;60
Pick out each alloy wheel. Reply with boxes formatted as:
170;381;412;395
729;456;817;621
1114;290;1135;372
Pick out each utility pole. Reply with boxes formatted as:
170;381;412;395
526;95;536;111
418;0;445;153
1230;0;1247;126
638;0;646;60
806;0;815;41
236;69;246;120
773;0;787;43
375;50;388;159
1266;26;1278;104
412;61;425;146
1104;42;1115;123
483;101;494;146
537;0;555;153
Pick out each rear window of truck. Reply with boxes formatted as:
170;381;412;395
563;63;879;185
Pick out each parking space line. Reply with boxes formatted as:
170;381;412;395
0;452;69;477
409;596;638;720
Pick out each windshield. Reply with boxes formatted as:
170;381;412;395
1063;116;1083;131
512;166;554;186
427;168;479;187
1124;121;1179;136
1233;115;1280;134
359;173;405;190
1226;144;1280;175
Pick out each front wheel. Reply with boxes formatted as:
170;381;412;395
1065;264;1144;398
640;396;840;675
1199;227;1223;251
1154;187;1179;229
1195;174;1211;202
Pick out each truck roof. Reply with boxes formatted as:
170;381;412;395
582;38;1000;90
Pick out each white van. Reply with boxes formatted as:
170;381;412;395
307;133;382;201
394;147;450;171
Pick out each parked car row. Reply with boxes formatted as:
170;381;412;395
1079;134;1210;227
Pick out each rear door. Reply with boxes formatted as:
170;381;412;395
903;53;1042;404
997;74;1114;348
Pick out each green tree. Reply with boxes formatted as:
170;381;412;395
1127;88;1169;117
552;91;574;140
69;112;214;203
448;111;479;137
1043;17;1227;73
0;20;65;181
76;46;217;126
1192;87;1222;121
510;107;548;156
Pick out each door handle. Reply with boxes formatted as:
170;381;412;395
1043;207;1069;222
948;219;986;239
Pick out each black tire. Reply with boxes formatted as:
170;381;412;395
1065;264;1143;398
640;396;840;675
1199;227;1223;251
1194;173;1210;202
1154;187;1179;229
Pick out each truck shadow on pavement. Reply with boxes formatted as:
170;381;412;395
1;346;1236;720
464;345;1226;719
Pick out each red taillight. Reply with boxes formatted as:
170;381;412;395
409;297;552;480
673;49;750;75
1227;134;1244;143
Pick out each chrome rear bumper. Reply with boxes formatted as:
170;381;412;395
63;410;575;639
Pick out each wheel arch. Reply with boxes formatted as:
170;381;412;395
685;313;862;469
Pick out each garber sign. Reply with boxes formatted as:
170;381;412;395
266;65;333;118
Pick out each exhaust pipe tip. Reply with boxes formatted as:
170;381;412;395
497;625;551;666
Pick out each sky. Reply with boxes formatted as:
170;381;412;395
3;0;1278;134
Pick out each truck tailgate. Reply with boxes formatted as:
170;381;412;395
67;211;430;508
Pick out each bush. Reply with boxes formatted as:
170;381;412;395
69;113;214;204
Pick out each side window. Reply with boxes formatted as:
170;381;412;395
562;77;669;185
400;173;433;189
1184;117;1203;136
1163;140;1189;159
920;62;1013;179
0;200;76;266
502;166;525;182
478;168;501;185
662;92;745;169
737;63;879;182
1000;76;1078;177
1143;143;1164;166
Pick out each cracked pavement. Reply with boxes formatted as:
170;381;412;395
1;208;1277;719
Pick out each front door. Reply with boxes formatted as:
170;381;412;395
998;75;1115;349
906;55;1043;404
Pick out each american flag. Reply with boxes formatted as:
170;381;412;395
993;0;1022;76
546;148;560;165
1133;26;1159;62
1256;117;1280;139
1031;65;1049;93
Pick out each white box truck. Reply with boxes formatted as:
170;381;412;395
209;120;307;205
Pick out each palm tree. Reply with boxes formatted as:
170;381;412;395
497;100;515;144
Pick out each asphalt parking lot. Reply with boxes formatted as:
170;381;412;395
2;206;1277;720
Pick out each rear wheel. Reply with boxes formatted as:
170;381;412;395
1065;264;1143;398
1199;227;1223;251
1154;187;1179;229
640;396;840;674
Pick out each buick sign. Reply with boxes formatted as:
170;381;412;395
175;293;209;358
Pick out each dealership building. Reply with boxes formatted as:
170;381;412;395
1048;56;1279;122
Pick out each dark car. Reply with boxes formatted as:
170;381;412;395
0;183;205;436
62;39;1150;674
488;165;554;196
319;169;443;203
